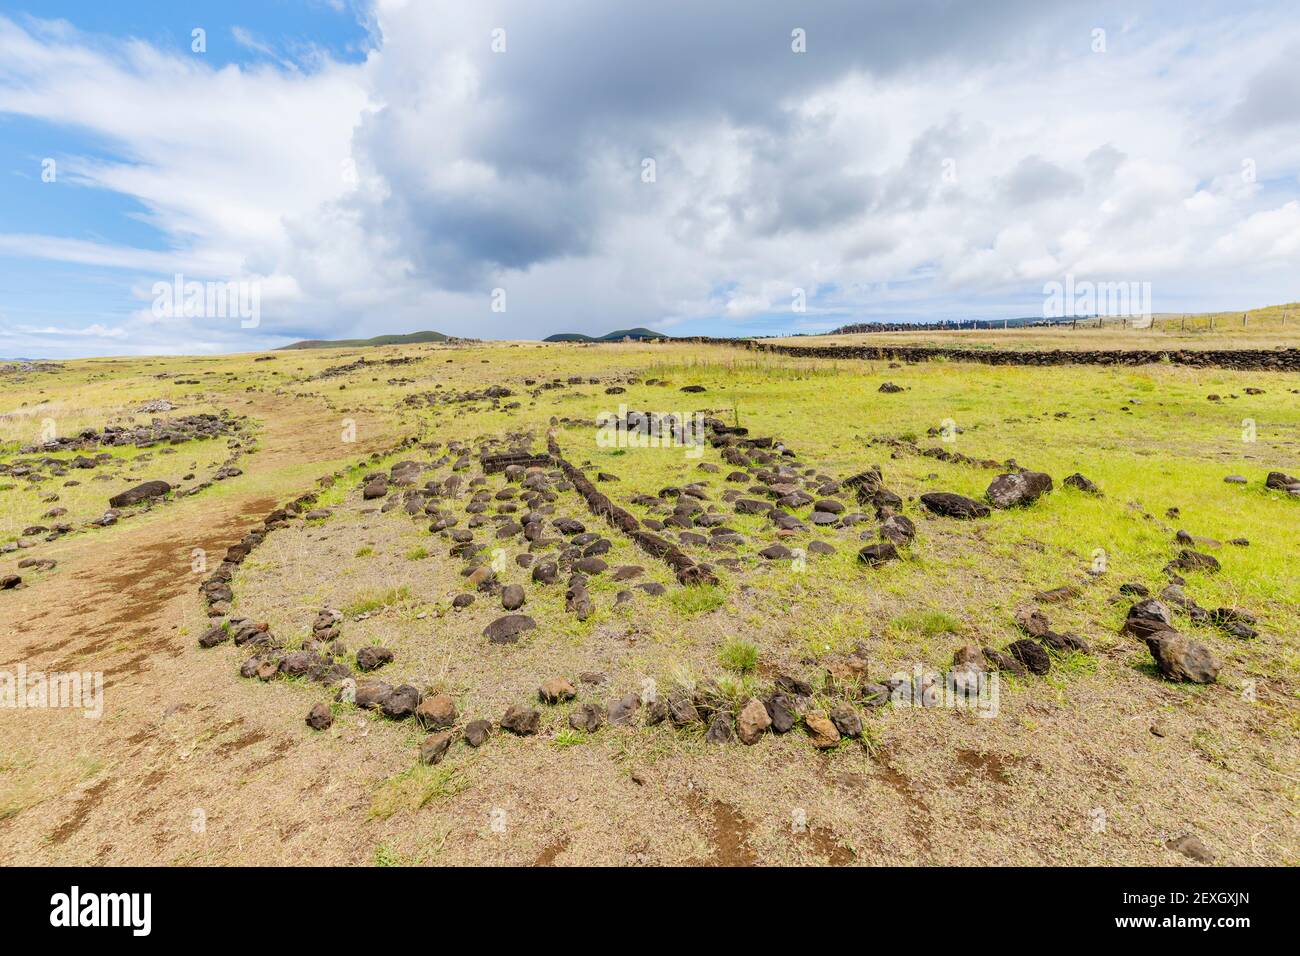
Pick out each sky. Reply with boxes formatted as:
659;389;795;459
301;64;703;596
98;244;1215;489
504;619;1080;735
1;0;1299;358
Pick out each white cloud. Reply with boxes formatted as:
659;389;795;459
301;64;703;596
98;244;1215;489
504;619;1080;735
1;2;1300;357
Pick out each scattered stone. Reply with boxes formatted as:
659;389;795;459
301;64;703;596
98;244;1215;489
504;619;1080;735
419;731;453;765
666;690;700;727
356;645;395;671
857;541;899;566
1121;599;1175;639
736;698;772;745
198;622;229;648
415;693;457;730
501;583;526;610
829;703;862;738
608;694;641;726
305;703;333;731
1166;834;1214;863
878;382;904;393
1166;549;1220;573
986;471;1053;508
1005;639;1050;676
483;614;537;644
106;479;172;509
919;492;990;519
353;679;392;710
879;513;915;546
804;711;841;749
1265;470;1300;491
464;719;492;747
1143;632;1220;684
500;704;541;736
981;647;1026;678
381;684;421;719
539;677;577;704
704;713;736;744
568;702;606;732
1063;473;1100;494
1014;608;1052;638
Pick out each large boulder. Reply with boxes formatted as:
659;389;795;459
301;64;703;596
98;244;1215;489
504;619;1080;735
109;480;171;508
986;471;1053;508
1144;632;1220;684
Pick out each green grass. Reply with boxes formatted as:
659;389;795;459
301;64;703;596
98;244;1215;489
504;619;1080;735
668;584;726;616
405;546;429;560
887;609;963;638
718;639;759;672
343;585;411;616
551;728;587;748
369;763;467;820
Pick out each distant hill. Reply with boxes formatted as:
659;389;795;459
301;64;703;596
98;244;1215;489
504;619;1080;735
543;327;669;343
277;330;450;350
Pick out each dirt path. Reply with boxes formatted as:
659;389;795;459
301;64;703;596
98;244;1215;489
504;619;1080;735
0;392;400;863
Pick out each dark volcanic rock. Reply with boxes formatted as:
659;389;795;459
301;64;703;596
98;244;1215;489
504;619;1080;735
356;645;395;671
879;513;916;546
109;479;171;508
1143;632;1220;684
764;693;797;733
381;684;421;719
305;703;333;730
857;542;899;566
464;719;492;747
920;492;990;519
568;702;606;732
704;713;736;743
484;614;537;644
500;704;541;735
986;471;1053;508
1121;599;1175;639
501;583;526;610
1166;549;1221;573
829;702;862;738
352;679;392;710
419;731;453;765
1063;472;1100;494
1005;639;1050;675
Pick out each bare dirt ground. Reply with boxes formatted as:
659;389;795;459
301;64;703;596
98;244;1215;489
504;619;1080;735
0;392;400;864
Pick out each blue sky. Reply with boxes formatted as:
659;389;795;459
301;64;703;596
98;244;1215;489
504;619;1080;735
2;1;1299;357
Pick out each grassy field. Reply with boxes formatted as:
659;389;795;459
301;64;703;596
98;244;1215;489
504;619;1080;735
1;334;1296;866
773;302;1300;351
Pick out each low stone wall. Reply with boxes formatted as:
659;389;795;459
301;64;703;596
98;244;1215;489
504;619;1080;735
674;337;1300;371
